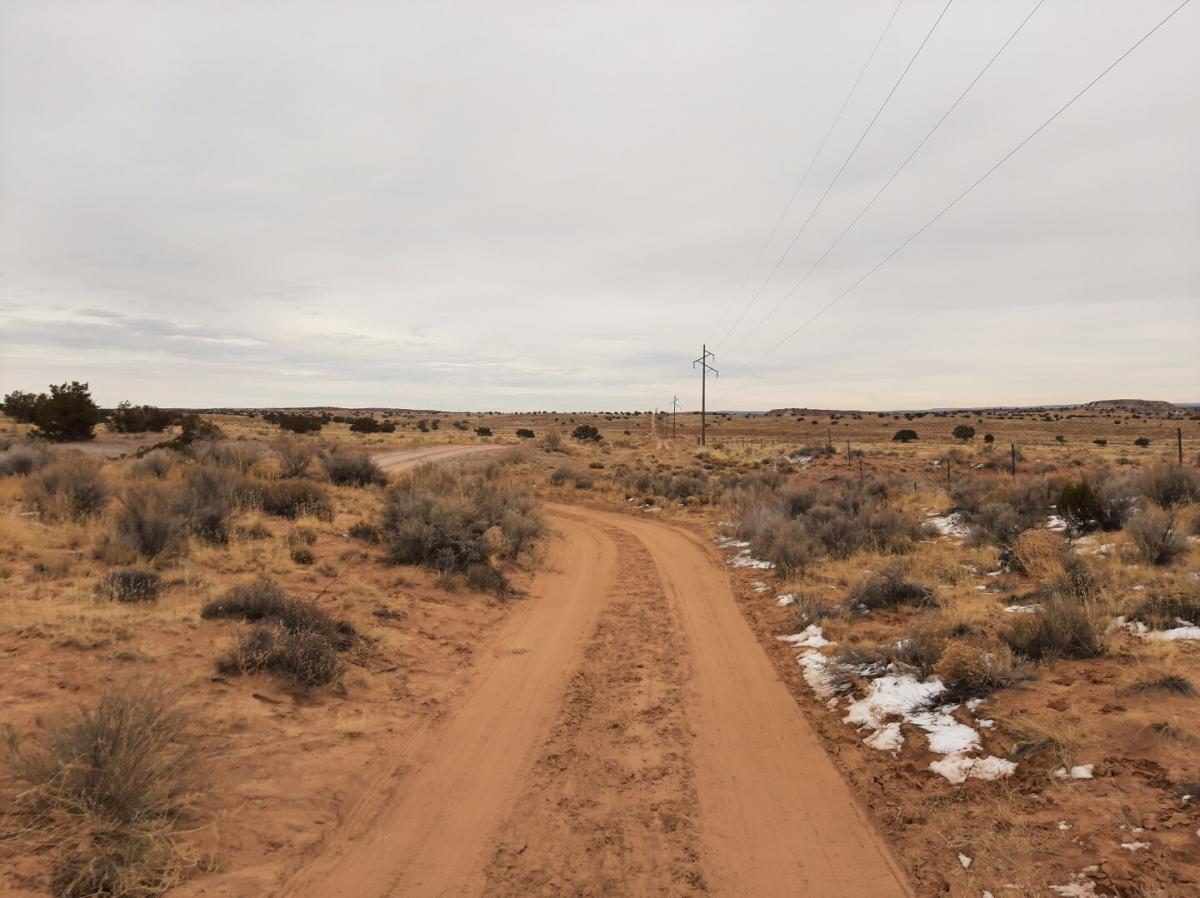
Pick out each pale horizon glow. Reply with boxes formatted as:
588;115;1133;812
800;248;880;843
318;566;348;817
2;1;1197;412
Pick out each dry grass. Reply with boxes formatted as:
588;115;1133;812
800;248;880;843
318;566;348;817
3;684;200;897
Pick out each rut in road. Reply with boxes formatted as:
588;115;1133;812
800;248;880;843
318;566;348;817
484;523;707;897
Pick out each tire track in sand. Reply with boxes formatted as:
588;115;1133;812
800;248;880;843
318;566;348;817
552;505;914;898
483;521;707;897
274;513;616;898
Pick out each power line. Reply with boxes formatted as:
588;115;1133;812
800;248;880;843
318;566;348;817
726;0;1047;355
750;0;1194;362
715;0;956;350
709;0;906;337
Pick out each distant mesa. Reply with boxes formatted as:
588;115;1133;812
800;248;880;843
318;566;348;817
1083;399;1178;414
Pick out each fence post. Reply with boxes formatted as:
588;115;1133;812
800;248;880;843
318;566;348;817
1011;443;1017;478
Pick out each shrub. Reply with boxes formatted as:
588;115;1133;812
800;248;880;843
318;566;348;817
290;546;315;565
756;520;817;578
474;426;493;437
201;578;352;646
516;428;535;439
1125;505;1187;565
178;464;238;543
194;440;263;472
1011;529;1067;579
321;448;386;486
892;429;918;443
541;431;565;452
1093;474;1139;530
0;444;51;477
1130;586;1200;628
30;382;103;442
1001;597;1104;660
1057;481;1100;530
1134;437;1151;448
24;456;108;519
256;479;333;520
269;412;323;434
952;425;976;441
274;437;315;478
108;402;175;434
1139;465;1200;507
983;434;995;444
380;465;545;589
217;626;342;687
96;569;162;603
845;565;933;611
1093;439;1108;446
347;520;381;543
2;389;39;422
934;641;1019;701
348;416;394;433
572;424;601;442
111;485;190;559
130;449;175;479
4;684;195;826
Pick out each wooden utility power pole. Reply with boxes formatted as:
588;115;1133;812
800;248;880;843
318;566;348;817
671;395;680;439
692;345;718;446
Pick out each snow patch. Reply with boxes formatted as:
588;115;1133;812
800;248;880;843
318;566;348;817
925;511;970;537
776;593;795;606
1120;841;1149;851
864;722;904;753
958;853;972;869
929;755;1017;784
1055;764;1094;780
1005;604;1040;614
776;625;829;649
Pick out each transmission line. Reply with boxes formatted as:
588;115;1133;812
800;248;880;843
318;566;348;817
715;0;956;350
726;0;1047;355
709;0;905;337
750;0;1194;362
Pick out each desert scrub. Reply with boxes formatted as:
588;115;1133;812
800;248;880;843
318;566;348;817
252;478;333;520
3;684;199;897
1125;505;1188;566
0;443;52;477
109;484;191;560
381;463;546;590
129;449;175;479
193;439;264;473
1139;463;1200;507
217;626;342;687
204;579;353;687
1000;596;1105;660
23;455;108;520
320;447;386;487
274;436;315;478
845;564;934;611
96;569;163;603
933;641;1020;702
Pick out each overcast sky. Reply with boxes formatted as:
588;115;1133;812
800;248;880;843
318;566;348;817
1;1;1196;411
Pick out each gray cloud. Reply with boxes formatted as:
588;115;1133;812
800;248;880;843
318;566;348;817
1;0;1196;410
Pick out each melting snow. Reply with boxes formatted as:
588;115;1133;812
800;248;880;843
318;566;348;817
1145;625;1200;641
776;625;829;648
776;593;795;606
929;755;1017;784
925;511;970;537
1120;841;1149;851
864;722;904;753
1005;604;1040;613
1049;882;1102;898
797;651;839;700
958;853;972;869
1055;764;1094;780
1046;515;1068;531
752;581;769;593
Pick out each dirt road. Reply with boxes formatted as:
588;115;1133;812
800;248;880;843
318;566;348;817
373;443;507;473
277;504;912;898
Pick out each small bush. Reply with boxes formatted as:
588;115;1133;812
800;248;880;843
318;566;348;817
0;444;51;477
256;478;333;520
348;416;394;434
290;546;315;565
474;426;493;437
1127;672;1197;697
2;389;40;422
1129;586;1200;628
274;437;315;478
515;428;535;439
268;412;324;434
1011;529;1067;579
4;684;195;825
194;440;263;473
1126;505;1187;565
217;626;342;687
756;520;817;578
108;402;175;434
934;641;1019;701
845;565;933;611
1139;465;1200;507
97;569;163;603
1057;481;1100;530
347;520;380;543
892;429;918;442
572;424;601;442
25;456;108;520
1001;597;1104;660
1093;474;1139;530
1134;437;1151;448
112;485;190;559
952;425;976;441
130;449;175;479
321;448;386;486
202;578;353;646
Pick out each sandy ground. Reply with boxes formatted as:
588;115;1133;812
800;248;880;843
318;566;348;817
275;501;913;898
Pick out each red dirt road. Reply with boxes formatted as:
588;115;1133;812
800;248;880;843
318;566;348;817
276;502;913;898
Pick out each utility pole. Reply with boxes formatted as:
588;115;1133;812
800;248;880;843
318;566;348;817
692;345;718;446
671;395;680;439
